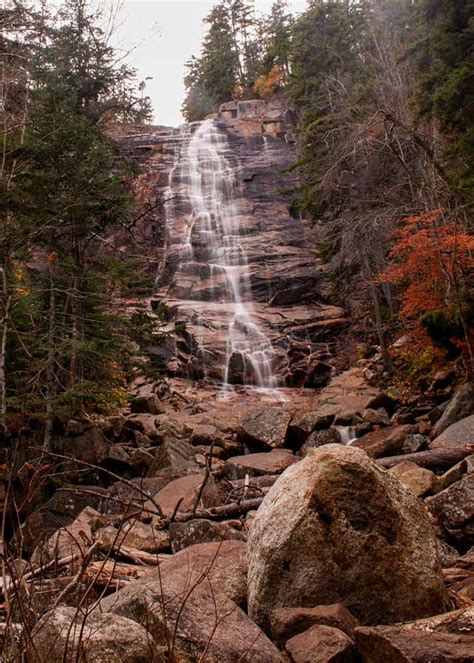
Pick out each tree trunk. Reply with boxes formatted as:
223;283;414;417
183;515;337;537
69;276;78;390
43;262;56;451
363;256;394;374
377;446;471;471
0;267;10;435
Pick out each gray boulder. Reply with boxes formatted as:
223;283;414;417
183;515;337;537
29;607;159;662
237;406;291;451
429;414;474;450
432;383;474;438
248;444;447;631
425;475;474;531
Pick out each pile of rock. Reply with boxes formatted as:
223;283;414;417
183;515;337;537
1;377;472;661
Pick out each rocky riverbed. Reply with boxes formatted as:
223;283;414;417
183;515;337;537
1;366;473;661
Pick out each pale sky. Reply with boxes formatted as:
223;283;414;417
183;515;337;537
114;0;308;127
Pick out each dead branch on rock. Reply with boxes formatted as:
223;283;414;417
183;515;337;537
0;552;86;597
50;542;100;610
84;560;150;589
377;446;472;471
175;497;263;524
169;497;185;523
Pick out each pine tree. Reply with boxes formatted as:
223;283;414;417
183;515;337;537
201;3;240;105
417;0;474;201
1;0;153;439
260;0;293;77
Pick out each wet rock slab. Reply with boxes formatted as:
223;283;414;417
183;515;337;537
222;449;297;479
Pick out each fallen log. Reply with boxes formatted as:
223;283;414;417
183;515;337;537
377;446;472;471
175;497;264;523
84;560;151;589
103;543;170;566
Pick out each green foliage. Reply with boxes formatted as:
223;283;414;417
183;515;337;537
182;0;293;121
416;0;474;200
421;305;473;356
259;0;293;76
1;0;159;432
285;0;371;216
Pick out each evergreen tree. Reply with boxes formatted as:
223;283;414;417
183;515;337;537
182;56;214;122
182;0;269;120
417;0;474;200
286;0;369;215
201;3;240;105
1;0;154;440
260;0;293;76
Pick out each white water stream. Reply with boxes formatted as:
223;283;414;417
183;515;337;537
163;120;276;389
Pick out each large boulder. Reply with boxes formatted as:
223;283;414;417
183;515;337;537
237;406;291;451
157;540;248;607
429;415;474;450
130;393;165;415
432;383;474;438
99;541;283;662
145;473;222;518
352;425;412;458
146;437;198;478
94;520;171;554
301;428;341;456
288;411;335;446
53;425;110;469
388;461;437;497
28;607;159;662
248;445;447;631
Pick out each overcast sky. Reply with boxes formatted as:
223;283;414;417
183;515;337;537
113;1;308;127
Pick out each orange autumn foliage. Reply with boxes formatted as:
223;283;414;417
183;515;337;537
254;65;285;98
379;209;474;320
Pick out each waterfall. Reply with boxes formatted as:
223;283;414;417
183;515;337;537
162;120;276;389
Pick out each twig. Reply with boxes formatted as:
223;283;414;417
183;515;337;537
191;441;216;516
169;498;184;523
174;498;263;524
0;552;83;596
50;542;100;609
32;448;164;517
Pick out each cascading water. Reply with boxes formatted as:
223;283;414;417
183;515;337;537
161;120;276;389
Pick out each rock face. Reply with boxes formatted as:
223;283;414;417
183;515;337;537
115;102;349;388
248;444;447;631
